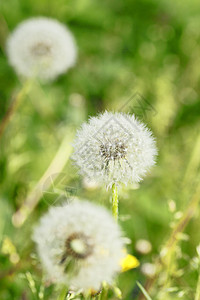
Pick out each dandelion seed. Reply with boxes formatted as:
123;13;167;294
7;17;77;81
72;112;157;187
33;200;124;292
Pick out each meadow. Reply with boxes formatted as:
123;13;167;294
0;0;200;299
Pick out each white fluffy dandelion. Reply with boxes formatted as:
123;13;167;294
6;17;77;81
33;200;124;292
72;111;157;187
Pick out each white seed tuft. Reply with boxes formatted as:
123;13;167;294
7;17;77;81
72;111;157;188
33;200;124;292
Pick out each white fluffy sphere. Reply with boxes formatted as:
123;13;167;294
7;17;77;81
72;112;157;188
33;200;124;291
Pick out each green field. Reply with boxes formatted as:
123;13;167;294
0;0;200;299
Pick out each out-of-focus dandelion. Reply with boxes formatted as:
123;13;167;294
72;111;157;188
33;200;124;292
135;239;152;255
7;17;77;81
141;263;156;278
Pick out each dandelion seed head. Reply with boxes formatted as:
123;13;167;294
7;17;77;81
33;200;124;291
72;112;157;188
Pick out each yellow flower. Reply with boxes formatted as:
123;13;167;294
120;253;139;272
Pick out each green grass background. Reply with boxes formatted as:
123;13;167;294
0;0;200;299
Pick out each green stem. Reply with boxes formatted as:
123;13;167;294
57;286;68;300
0;80;32;140
100;285;108;300
112;183;118;222
195;266;200;300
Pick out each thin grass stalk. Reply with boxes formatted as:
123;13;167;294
0;80;32;140
112;183;118;221
12;128;75;227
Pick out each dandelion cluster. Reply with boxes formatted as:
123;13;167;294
72;111;157;187
6;15;159;298
7;17;77;81
33;200;124;292
3;5;196;300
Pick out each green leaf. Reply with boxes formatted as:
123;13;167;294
136;281;152;300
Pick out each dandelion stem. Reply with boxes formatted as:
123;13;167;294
0;80;31;140
112;183;118;221
57;286;68;300
100;285;108;300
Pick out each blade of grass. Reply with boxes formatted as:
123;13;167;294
137;281;152;300
0;80;32;140
12;128;75;227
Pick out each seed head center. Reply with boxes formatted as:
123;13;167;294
31;42;51;56
100;141;127;161
70;238;87;255
65;232;93;260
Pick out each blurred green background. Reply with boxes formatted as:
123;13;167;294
0;0;200;299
